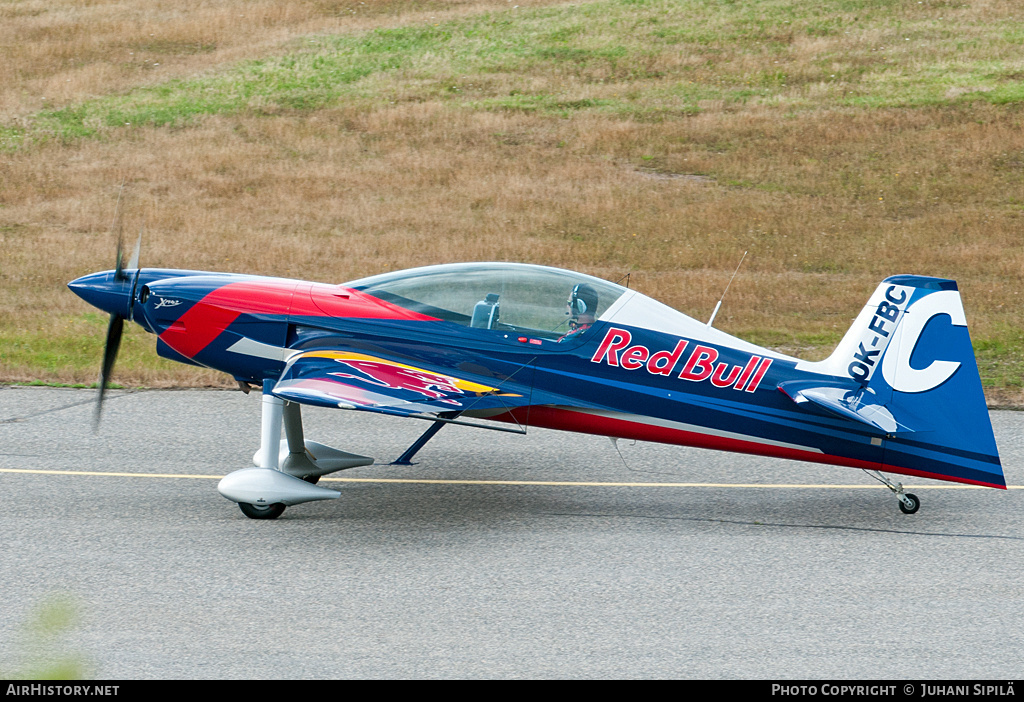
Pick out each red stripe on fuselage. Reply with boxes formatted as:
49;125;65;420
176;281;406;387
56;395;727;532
494;405;870;466
307;284;438;321
177;279;437;319
158;280;299;359
158;279;437;359
484;406;1005;488
158;304;240;360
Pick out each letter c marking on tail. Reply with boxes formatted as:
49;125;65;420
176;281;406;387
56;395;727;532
881;290;966;393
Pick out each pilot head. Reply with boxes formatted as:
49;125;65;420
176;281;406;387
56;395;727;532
567;283;598;326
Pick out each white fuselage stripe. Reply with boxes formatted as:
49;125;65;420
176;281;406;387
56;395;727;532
563;407;825;454
226;337;299;362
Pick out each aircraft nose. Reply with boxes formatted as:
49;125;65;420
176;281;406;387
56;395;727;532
68;270;132;317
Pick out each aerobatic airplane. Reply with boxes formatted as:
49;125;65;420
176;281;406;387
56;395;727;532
69;247;1004;518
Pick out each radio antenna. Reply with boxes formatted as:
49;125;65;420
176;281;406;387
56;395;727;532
707;250;747;328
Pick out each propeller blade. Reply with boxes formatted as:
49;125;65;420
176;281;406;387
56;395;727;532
113;236;128;282
94;179;131;428
95;313;123;428
127;229;141;270
126;230;143;321
110;179;127;282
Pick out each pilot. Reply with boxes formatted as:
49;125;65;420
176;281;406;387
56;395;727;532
559;283;598;342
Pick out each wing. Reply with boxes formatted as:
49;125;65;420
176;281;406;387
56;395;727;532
271;349;532;419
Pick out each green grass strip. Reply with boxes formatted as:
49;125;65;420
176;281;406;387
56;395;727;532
5;0;1023;147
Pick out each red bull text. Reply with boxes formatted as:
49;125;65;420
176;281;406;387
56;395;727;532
590;327;773;393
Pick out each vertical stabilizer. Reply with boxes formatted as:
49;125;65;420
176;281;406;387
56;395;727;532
798;276;1003;488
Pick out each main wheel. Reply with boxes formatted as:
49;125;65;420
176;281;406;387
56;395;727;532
898;493;920;515
238;502;286;520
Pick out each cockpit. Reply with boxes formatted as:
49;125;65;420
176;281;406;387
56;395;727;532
344;262;628;341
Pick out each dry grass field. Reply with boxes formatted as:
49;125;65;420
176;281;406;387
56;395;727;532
1;0;1021;403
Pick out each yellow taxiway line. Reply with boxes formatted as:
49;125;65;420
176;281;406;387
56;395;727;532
0;467;1015;489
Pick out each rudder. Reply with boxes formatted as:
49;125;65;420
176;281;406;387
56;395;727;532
799;276;1004;487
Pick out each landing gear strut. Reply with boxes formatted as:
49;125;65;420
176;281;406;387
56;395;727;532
865;470;920;514
217;380;372;519
391;411;462;465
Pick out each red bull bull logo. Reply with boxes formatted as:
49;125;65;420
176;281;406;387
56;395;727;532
331;359;467;405
293;351;510;406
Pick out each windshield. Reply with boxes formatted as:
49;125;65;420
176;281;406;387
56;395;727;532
345;263;627;339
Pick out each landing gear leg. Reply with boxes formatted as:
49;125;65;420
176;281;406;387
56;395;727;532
258;379;284;470
282;401;318;483
864;470;920;515
220;382;350;518
239;379;288;520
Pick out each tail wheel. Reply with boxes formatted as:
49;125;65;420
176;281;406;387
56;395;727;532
899;493;920;515
238;502;286;520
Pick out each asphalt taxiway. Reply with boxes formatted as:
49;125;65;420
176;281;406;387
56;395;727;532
1;386;1022;678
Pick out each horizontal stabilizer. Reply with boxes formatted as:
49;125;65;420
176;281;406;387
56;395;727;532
778;380;913;435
